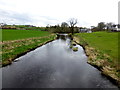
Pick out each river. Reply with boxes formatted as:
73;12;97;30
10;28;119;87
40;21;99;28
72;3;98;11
2;34;119;88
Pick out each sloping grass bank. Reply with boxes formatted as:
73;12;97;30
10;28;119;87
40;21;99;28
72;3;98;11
1;29;56;67
74;32;120;87
2;34;56;67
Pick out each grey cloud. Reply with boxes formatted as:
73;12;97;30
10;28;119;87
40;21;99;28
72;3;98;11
0;9;59;26
0;9;33;24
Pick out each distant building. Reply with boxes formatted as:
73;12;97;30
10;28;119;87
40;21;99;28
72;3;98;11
107;24;120;32
79;28;92;33
117;24;120;31
87;29;92;33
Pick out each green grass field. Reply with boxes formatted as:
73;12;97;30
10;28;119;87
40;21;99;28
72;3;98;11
2;29;56;66
2;29;50;41
75;32;120;84
76;31;119;64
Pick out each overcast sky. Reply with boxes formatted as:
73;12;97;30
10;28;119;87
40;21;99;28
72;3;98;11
0;0;119;27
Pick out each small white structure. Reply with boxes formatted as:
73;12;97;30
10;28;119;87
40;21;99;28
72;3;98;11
79;28;92;33
107;24;120;32
87;29;92;33
79;28;87;32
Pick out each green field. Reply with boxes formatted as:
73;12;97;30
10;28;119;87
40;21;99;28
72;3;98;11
76;32;119;62
2;29;50;41
75;32;120;84
2;29;56;66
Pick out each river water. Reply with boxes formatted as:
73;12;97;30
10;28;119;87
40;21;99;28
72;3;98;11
2;34;119;88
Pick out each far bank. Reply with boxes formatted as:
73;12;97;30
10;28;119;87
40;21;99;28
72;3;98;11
73;31;120;87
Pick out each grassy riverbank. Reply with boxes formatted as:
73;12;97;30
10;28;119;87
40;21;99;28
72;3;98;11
1;29;56;67
74;31;120;87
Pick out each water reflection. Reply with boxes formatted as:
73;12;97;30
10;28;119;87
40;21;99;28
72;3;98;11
57;34;78;52
56;34;70;41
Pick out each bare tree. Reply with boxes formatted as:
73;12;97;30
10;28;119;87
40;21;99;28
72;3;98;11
68;18;78;34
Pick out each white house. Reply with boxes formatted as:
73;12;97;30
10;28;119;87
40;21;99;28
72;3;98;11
79;28;92;33
107;24;120;32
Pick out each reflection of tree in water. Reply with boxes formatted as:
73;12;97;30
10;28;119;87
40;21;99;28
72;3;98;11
60;35;66;41
68;35;78;52
57;34;69;41
56;34;78;52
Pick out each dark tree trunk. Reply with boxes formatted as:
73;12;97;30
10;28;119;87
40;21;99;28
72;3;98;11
71;26;74;35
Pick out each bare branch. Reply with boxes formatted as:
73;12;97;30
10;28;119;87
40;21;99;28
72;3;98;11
69;18;77;27
68;18;78;34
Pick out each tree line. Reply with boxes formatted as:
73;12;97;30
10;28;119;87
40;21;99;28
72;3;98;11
46;19;120;34
46;18;79;34
1;18;119;33
91;22;120;32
